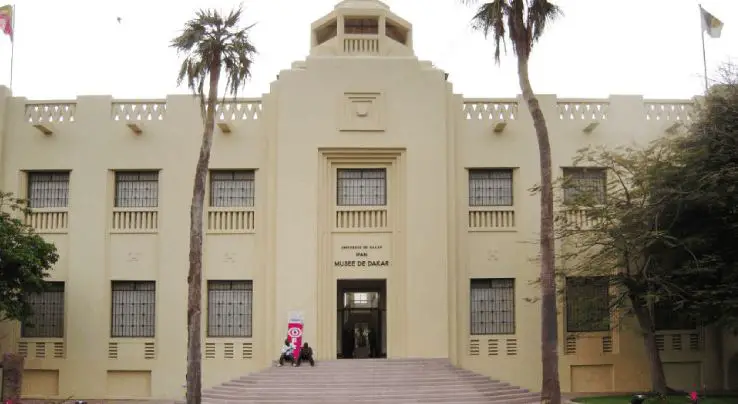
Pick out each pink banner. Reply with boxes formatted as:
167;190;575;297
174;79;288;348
286;313;304;360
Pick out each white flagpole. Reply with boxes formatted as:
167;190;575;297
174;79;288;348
9;3;14;92
699;4;709;93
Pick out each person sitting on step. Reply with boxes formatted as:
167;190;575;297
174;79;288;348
295;342;315;367
278;338;296;367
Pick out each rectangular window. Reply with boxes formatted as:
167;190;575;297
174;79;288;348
468;169;513;206
565;276;610;332
344;17;379;34
27;171;70;208
209;170;255;207
21;282;65;338
114;171;159;208
563;168;606;204
111;281;156;338
337;168;387;206
470;278;515;335
654;299;698;331
207;281;253;337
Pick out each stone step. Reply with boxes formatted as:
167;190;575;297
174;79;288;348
212;384;522;393
196;358;542;403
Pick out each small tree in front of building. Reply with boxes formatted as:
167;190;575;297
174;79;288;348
555;142;703;395
461;1;563;401
0;191;58;401
171;7;257;404
0;191;59;324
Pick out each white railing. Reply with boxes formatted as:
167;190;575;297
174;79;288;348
335;206;388;230
468;207;516;231
25;208;68;233
111;208;158;233
207;208;255;234
343;34;379;55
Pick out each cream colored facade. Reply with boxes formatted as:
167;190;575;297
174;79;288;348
1;0;736;400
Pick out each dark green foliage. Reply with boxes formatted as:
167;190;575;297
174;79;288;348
652;72;738;329
0;192;58;323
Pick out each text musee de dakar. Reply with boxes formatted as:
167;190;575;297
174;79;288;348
334;244;389;268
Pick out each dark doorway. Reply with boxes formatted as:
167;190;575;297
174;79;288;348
337;279;386;359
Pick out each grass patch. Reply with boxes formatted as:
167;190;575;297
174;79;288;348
572;395;737;404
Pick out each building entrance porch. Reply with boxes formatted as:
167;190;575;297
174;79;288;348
336;279;387;359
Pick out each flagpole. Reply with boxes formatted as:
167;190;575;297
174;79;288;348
8;3;14;92
699;4;709;93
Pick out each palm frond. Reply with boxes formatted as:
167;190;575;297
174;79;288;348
469;0;508;63
527;0;563;43
171;3;258;103
463;0;560;62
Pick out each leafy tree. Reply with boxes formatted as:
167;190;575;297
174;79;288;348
0;192;59;324
554;142;689;394
653;67;738;329
171;7;257;404
461;1;563;401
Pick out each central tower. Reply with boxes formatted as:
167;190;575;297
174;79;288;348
310;0;414;57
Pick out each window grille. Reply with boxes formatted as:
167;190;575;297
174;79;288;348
563;168;606;204
468;169;513;206
470;279;515;335
209;170;255;207
111;281;156;338
114;171;159;208
21;282;65;338
344;18;379;34
566;276;610;332
207;281;253;338
654;299;698;331
337;168;387;206
27;172;70;208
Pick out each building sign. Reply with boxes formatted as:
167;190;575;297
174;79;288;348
286;312;304;360
334;244;390;268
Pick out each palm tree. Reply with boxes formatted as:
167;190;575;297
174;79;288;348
171;6;257;404
461;1;562;403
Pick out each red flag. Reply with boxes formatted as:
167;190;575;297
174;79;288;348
0;5;12;40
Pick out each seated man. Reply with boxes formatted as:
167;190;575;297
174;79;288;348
295;342;315;367
278;338;295;367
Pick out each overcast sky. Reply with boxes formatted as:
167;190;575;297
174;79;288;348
2;0;736;100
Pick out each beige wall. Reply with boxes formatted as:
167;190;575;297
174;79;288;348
0;0;733;400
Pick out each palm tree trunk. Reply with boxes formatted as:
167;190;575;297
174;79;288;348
631;296;668;394
516;54;561;404
186;62;221;404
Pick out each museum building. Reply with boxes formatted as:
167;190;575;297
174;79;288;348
0;0;735;400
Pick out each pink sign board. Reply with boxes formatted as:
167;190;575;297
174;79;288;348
286;312;304;360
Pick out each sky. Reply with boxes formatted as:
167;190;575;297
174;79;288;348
2;0;736;100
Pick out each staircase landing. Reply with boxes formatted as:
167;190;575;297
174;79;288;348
198;358;543;403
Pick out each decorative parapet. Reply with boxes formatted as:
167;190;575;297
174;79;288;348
24;101;76;135
644;100;695;122
215;99;262;133
462;99;519;121
112;100;167;135
557;99;609;121
112;100;167;121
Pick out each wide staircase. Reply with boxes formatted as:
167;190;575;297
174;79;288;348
198;358;543;403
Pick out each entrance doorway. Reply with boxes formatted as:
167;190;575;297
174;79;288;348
337;279;386;359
